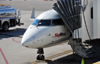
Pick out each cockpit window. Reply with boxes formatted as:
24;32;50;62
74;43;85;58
31;19;40;25
37;20;51;26
52;19;64;26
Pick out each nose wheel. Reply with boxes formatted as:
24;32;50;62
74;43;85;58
37;54;45;60
37;48;45;60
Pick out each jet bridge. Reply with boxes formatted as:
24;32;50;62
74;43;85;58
53;0;95;58
53;0;81;33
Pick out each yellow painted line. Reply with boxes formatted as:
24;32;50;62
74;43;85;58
31;50;73;64
60;50;68;51
93;61;100;64
31;60;46;64
46;50;73;60
66;53;72;56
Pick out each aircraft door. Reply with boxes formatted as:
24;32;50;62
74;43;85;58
50;19;70;43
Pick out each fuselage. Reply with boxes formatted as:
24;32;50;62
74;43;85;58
21;9;71;49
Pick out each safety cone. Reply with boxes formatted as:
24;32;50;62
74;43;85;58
81;58;84;64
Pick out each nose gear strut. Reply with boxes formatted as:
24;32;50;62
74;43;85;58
37;48;45;60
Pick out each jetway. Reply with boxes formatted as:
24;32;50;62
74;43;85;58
53;0;100;42
53;0;100;58
53;0;81;33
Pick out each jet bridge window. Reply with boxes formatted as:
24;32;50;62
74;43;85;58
52;19;64;26
37;20;51;26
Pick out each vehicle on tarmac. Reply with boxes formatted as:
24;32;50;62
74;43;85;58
0;4;22;31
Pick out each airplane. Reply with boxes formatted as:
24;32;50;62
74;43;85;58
21;9;71;60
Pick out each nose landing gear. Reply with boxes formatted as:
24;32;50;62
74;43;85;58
37;48;45;60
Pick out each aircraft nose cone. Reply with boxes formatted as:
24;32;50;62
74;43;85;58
21;40;28;46
21;25;39;47
21;35;35;47
21;42;25;46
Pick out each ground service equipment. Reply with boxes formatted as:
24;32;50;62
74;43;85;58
0;4;21;31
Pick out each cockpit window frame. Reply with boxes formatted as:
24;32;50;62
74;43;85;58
32;19;64;26
31;19;40;26
36;20;41;26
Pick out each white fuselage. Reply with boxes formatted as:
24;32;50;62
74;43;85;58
21;9;71;49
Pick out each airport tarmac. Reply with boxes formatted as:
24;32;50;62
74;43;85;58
0;0;56;11
0;0;100;64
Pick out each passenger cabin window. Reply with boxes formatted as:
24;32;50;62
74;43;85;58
52;19;64;26
37;20;51;26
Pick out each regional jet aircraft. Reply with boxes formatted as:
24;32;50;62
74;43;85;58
21;9;71;60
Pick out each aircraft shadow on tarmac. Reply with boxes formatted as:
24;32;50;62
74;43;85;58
0;28;26;39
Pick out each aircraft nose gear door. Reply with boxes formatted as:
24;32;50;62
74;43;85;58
69;37;93;58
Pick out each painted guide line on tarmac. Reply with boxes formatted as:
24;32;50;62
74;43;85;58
12;37;21;43
0;48;9;64
31;50;73;64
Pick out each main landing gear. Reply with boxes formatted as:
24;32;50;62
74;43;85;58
37;48;45;60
